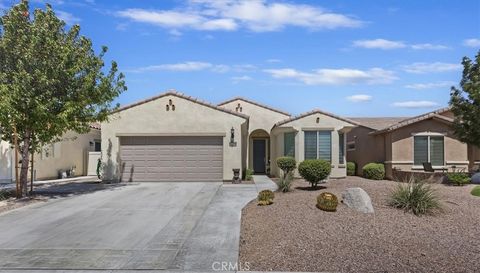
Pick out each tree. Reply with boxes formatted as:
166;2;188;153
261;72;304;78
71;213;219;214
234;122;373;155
450;51;480;147
0;1;127;197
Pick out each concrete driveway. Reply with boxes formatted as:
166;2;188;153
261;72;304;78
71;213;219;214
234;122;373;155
0;179;275;271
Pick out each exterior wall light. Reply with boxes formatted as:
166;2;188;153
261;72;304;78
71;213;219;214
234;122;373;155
230;127;237;147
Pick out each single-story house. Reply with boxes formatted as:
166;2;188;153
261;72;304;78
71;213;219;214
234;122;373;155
0;125;101;182
347;107;480;178
101;91;358;182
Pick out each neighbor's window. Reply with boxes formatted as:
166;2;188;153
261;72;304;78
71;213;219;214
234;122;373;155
339;133;345;164
284;132;295;157
94;140;101;152
304;130;332;162
414;135;444;166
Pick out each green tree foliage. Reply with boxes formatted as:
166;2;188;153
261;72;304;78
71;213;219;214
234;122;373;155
449;51;480;147
0;1;127;196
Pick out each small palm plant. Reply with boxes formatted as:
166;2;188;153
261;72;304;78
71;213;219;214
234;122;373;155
388;176;441;215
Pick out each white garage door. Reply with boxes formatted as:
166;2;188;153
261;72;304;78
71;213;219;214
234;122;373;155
119;136;223;182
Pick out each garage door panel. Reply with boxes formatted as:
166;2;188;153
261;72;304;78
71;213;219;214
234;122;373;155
120;136;223;182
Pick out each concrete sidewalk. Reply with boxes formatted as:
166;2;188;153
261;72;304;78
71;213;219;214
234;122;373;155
0;176;100;191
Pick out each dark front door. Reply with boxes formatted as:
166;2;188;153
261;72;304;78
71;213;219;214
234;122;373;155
253;139;266;174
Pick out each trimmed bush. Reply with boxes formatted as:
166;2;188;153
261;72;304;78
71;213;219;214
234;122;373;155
298;159;331;188
347;162;356;176
447;172;471;186
471;186;480;197
257;189;274;206
362;163;385;180
245;169;254;181
316;192;338;212
276;157;296;178
277;172;294;193
388;177;441;215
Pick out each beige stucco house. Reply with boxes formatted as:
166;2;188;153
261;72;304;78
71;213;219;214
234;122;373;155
347;108;480;178
101;91;357;182
0;126;101;182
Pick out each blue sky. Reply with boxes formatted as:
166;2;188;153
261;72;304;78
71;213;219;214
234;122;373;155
1;0;479;117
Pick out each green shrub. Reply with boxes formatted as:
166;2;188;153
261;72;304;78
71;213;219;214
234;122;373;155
362;163;385;180
388;178;441;215
276;157;296;177
347;162;356;176
447;172;471;186
316;192;338;212
245;169;254;181
257;189;274;206
277;172;294;192
298;159;331;188
471;186;480;197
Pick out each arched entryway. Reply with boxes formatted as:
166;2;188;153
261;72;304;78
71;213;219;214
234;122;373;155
249;129;270;174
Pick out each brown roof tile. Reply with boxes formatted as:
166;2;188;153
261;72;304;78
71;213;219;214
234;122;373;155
349;117;409;130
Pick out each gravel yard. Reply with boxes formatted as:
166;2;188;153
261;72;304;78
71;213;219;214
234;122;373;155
239;176;480;273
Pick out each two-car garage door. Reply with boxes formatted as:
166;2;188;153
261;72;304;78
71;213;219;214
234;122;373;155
119;136;223;182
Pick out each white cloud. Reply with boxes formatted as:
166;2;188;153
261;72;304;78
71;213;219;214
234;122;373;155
264;67;396;85
405;81;455;90
266;59;282;63
353;39;406;49
346;94;372;102
463;38;480;47
392;101;439;108
116;0;363;32
56;10;81;25
402;62;462;74
231;75;252;83
411;43;449;50
128;61;227;73
169;29;183;37
353;39;448;50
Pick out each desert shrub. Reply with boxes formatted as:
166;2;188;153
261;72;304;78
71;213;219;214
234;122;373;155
362;163;385;180
276;157;296;178
316;192;338;212
447;172;471;186
257;189;274;206
388;177;441;215
245;169;254;181
298;159;331;188
277;172;294;193
347;162;356;176
471;186;480;197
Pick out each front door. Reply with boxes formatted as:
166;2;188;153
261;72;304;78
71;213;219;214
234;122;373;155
253;139;266;174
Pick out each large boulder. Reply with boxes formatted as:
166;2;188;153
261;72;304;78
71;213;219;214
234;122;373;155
472;173;480;184
341;187;374;213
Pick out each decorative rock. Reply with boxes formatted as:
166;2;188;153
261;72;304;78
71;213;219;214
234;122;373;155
341;187;374;213
472;173;480;184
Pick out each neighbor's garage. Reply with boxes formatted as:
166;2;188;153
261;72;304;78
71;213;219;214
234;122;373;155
119;136;223;182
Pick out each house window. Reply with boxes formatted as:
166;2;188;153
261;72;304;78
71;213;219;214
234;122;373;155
339;133;345;164
94;140;101;152
304;131;332;162
347;141;356;151
414;135;444;166
284;132;295;157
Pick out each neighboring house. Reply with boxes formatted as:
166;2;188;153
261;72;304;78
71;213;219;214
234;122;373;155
348;108;480;179
0;125;101;182
101;91;357;182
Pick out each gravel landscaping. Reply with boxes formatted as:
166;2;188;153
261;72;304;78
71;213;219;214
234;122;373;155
239;176;480;273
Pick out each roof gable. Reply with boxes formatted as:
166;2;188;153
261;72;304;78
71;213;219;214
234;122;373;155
372;107;452;134
218;97;290;116
349;117;409;130
112;91;249;119
275;109;359;127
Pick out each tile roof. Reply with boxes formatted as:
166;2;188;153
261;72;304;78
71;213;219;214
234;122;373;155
217;97;291;116
275;109;360;127
372;107;452;134
349;117;409;130
111;90;249;119
89;123;101;130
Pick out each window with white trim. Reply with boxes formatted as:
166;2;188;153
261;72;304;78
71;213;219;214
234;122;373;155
304;131;332;162
283;132;295;157
413;135;444;166
338;132;345;164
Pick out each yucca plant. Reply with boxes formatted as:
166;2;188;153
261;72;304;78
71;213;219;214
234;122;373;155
388;176;441;215
277;172;294;192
